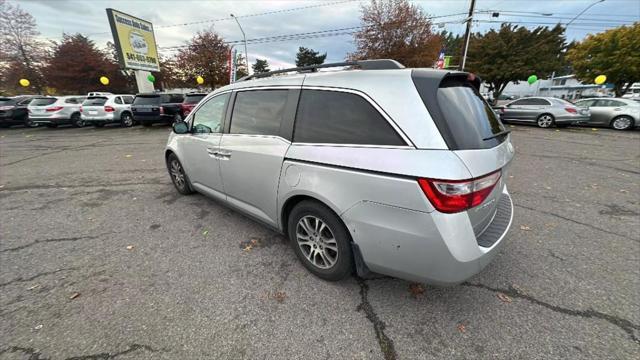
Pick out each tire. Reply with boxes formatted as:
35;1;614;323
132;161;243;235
167;153;194;195
536;114;555;128
611;116;634;130
94;123;105;128
120;112;134;127
71;113;84;128
24;118;38;128
287;200;354;281
141;120;152;127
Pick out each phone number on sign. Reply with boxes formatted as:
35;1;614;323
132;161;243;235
126;53;156;64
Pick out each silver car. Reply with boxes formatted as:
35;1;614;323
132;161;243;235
164;60;515;285
81;95;135;127
499;96;590;128
573;98;640;130
28;96;86;128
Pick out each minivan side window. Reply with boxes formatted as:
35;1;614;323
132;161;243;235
191;93;229;134
230;90;288;136
294;90;405;145
114;97;123;104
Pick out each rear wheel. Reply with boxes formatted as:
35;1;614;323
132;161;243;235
287;201;353;281
536;114;554;128
120;113;133;127
71;113;84;128
24;118;38;128
167;153;194;195
611;116;634;130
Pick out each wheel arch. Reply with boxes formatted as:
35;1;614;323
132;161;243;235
280;193;344;239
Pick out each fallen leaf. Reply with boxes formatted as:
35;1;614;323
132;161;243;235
497;292;512;303
520;225;531;231
25;134;32;138
408;283;426;298
34;324;43;330
591;128;598;131
272;291;287;303
243;245;253;252
509;125;515;128
202;230;209;236
250;238;261;246
544;186;551;190
511;284;526;295
125;154;133;158
555;129;560;132
126;245;134;250
132;197;137;200
27;284;40;290
457;324;466;333
620;189;628;193
69;292;80;300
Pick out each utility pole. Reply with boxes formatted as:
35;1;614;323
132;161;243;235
230;14;250;75
460;0;476;71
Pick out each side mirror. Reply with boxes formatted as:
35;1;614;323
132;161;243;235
172;121;189;134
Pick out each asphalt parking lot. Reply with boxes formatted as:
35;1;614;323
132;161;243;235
1;124;638;359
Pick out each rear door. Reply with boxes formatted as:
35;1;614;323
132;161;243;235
503;98;534;121
218;88;299;226
590;99;613;124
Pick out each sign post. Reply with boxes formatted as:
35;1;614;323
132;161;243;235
106;8;160;93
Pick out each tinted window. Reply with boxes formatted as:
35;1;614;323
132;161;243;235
18;98;34;105
294;90;405;145
65;98;78;104
114;97;123;104
83;97;108;106
437;80;505;149
123;96;134;104
184;94;206;104
230;90;288;136
30;98;57;106
192;93;229;134
510;98;534;106
133;96;160;105
161;94;184;103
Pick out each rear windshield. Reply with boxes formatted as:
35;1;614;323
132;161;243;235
184;94;206;104
83;97;107;106
161;94;184;103
30;98;57;106
413;71;506;150
133;96;161;105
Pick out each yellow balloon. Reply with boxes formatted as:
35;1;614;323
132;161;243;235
19;79;30;87
100;76;110;85
196;76;204;85
594;75;607;85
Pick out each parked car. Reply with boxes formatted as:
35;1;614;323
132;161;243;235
28;96;86;128
180;93;207;117
87;92;113;97
497;96;590;128
81;95;135;127
0;95;38;128
164;60;515;285
573;98;640;130
131;93;185;127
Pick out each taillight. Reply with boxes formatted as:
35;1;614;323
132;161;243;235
565;107;577;114
418;171;501;213
46;106;64;112
104;106;115;112
79;105;83;113
159;107;164;115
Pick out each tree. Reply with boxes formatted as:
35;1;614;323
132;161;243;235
252;59;270;73
175;28;230;88
45;34;129;94
466;24;566;101
0;0;45;93
350;0;441;67
155;56;189;91
295;47;326;67
566;23;640;96
235;53;248;79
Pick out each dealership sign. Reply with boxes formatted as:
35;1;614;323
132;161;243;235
106;8;160;72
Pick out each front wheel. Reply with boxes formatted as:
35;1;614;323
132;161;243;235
287;201;353;281
611;116;634;130
71;113;84;128
536;114;555;128
25;118;38;128
120;113;134;127
167;153;194;195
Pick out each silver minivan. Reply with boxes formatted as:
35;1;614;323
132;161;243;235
164;60;515;285
81;95;135;127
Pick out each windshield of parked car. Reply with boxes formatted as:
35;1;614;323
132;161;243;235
30;98;57;106
133;96;161;105
184;94;206;104
83;97;108;106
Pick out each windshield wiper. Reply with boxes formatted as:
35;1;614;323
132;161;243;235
483;129;511;141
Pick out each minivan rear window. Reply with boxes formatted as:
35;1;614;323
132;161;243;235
30;98;57;106
133;96;160;105
83;97;107;106
412;71;506;150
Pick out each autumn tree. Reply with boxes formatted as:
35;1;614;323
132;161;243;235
0;0;45;94
252;59;270;73
351;0;441;67
154;56;189;90
175;28;230;88
235;53;248;79
295;47;326;67
45;34;128;94
466;24;566;101
566;23;640;96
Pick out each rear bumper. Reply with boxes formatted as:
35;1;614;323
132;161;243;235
133;114;172;123
342;188;513;285
82;114;115;123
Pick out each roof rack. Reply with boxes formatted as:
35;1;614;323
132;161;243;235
237;59;405;82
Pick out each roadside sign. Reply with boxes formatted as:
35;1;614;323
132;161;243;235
106;8;160;72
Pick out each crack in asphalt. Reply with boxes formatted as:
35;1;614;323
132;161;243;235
0;346;49;359
356;277;397;360
516;152;640;175
0;180;168;192
462;282;640;344
0;268;79;288
2;139;108;166
515;203;640;243
0;233;112;253
65;343;166;359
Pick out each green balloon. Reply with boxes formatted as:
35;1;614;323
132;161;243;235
147;74;156;83
527;75;538;85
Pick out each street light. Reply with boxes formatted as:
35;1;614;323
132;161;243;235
566;0;605;27
230;14;250;74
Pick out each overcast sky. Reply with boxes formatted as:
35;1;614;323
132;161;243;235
16;0;640;69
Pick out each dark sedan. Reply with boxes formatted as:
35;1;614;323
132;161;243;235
0;95;38;128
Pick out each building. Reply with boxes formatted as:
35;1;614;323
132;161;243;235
538;75;613;100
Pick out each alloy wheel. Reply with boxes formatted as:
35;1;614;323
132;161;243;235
122;114;133;127
170;159;186;190
612;116;632;130
296;215;338;269
537;115;553;128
